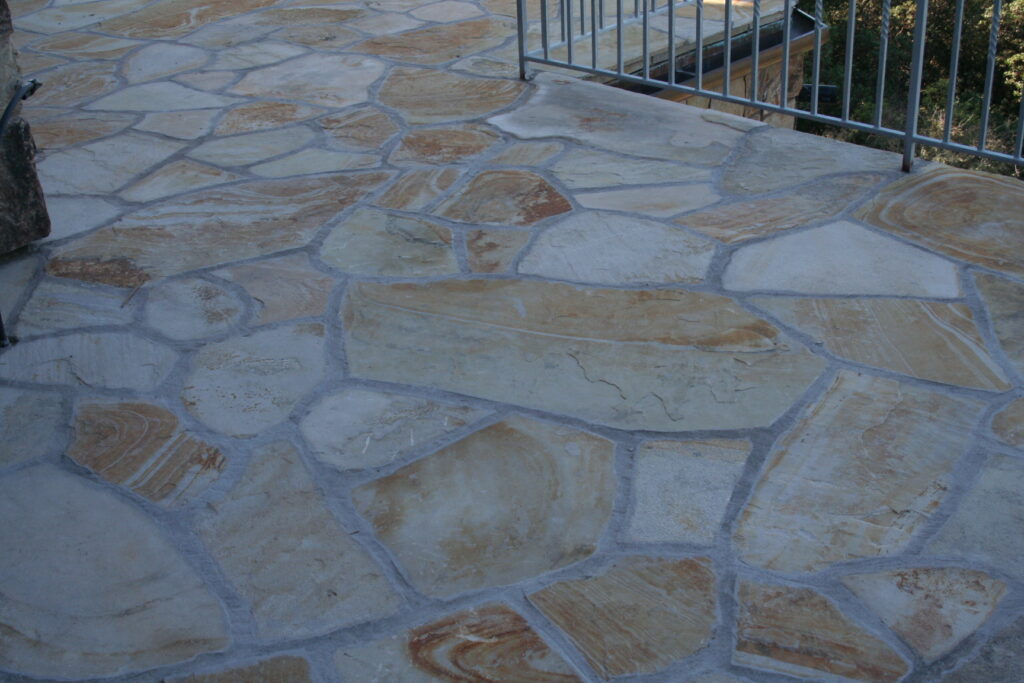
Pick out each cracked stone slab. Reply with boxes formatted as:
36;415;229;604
490;73;744;164
230;54;386;108
750;297;1010;391
209;41;306;70
529;556;717;678
320;207;458;276
974;272;1024;377
355;18;509;64
36;132;184;195
734;371;984;572
518;211;715;284
551;148;712;189
626;439;750;544
143;277;246;341
214;253;333;325
0;388;65;467
436;169;571;225
926;452;1024;581
379;67;525;123
724;221;961;296
300;388;488;471
344;279;824;431
334;604;580;680
196;441;401;640
734;581;907;682
251;149;380;178
857;166;1024;277
15;278;134;336
68;401;225;507
352;416;615;597
182;323;325;437
375;167;461;210
467;228;531;273
319;106;399;150
0;465;227;679
841;568;1006;662
0;332;177;390
121;160;242;202
48;173;391;285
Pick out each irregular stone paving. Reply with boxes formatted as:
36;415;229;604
2;0;1023;680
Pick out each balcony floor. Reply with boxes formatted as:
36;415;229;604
2;1;1024;681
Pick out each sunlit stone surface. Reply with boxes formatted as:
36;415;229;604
380;67;524;123
320;207;458;276
437;169;571;225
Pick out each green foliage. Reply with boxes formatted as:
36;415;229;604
794;0;1023;177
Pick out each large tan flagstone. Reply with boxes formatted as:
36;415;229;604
68;402;225;507
300;388;488;470
974;272;1024;376
182;324;325;437
857;167;1024;277
529;556;717;677
188;127;315;167
518;211;715;284
626;439;750;544
343;279;824;431
467;228;531;272
17;0;153;34
216;102;323;136
379;67;525;123
15;278;134;335
319;106;399;150
437;169;571;225
355;18;510;64
375;167;461;210
334;604;580;680
734;371;984;572
680;173;884;243
99;0;278;38
196;442;401;640
230;54;386;108
0;466;227;678
214;253;334;325
352;416;615;597
842;568;1006;662
28;31;142;60
722;127;897;194
0;388;65;467
490;73;744;165
320;207;458;276
391;125;499;165
751;297;1010;391
29;110;135;149
121;160;241;203
171;655;311;683
926;452;1024;581
734;581;907;682
48;172;391;285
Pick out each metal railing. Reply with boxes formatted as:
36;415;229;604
514;0;1024;171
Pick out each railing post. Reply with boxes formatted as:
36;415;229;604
516;0;528;79
902;0;930;172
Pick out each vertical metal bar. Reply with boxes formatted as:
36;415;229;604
723;0;732;97
1015;94;1024;160
842;0;856;120
978;0;1002;151
781;0;791;107
516;0;528;79
811;0;822;115
902;0;930;171
668;0;676;85
642;0;650;80
874;0;891;126
599;0;604;29
943;0;965;142
541;0;550;59
567;0;575;63
634;0;639;18
0;311;8;348
561;0;567;40
751;0;761;104
580;0;586;35
695;0;704;90
591;0;598;68
617;0;624;73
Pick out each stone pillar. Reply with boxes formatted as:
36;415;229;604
1;0;49;254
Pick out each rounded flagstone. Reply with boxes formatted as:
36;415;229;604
0;332;177;390
182;323;326;437
626;439;750;544
379;67;525;124
734;581;907;682
723;220;961;297
300;388;489;470
0;465;227;679
734;371;985;573
841;567;1006;662
518;210;715;284
528;556;717;678
334;604;580;680
320;207;458;276
352;415;615;597
68;401;225;507
230;54;386;108
214;253;334;325
355;18;510;64
343;279;825;431
436;169;571;226
195;441;401;640
856;166;1024;277
144;277;246;341
0;388;66;467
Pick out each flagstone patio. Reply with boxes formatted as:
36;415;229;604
2;0;1024;681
